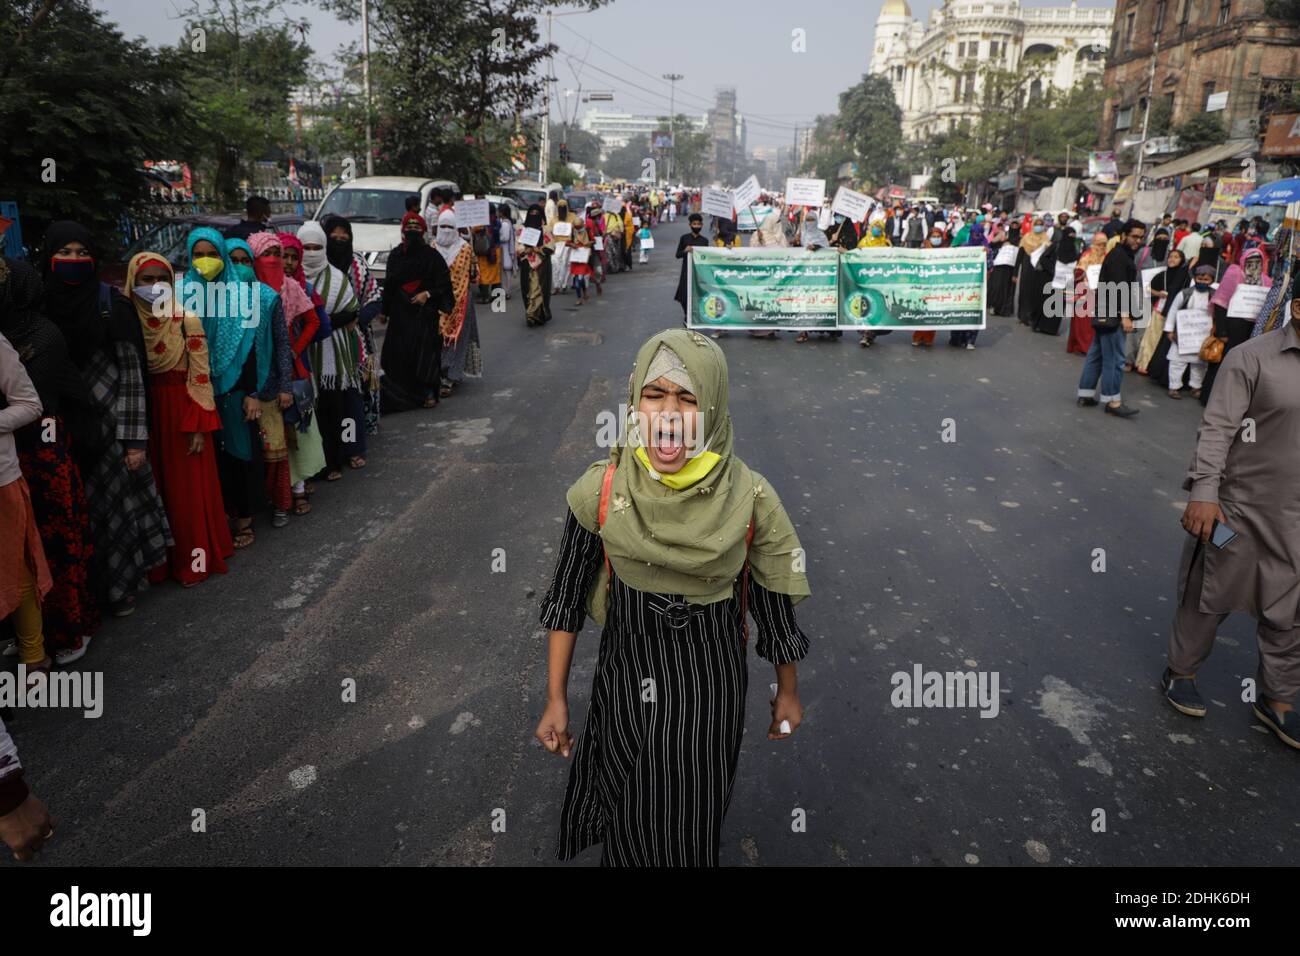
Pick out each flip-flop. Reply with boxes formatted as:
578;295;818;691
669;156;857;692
326;470;344;482
348;456;366;470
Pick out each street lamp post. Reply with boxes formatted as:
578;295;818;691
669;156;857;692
361;0;374;176
1130;33;1162;210
663;73;683;183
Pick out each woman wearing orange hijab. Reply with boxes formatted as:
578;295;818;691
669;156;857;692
126;253;231;586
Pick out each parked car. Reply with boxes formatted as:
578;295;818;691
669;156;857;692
498;179;562;211
313;176;459;285
104;212;306;290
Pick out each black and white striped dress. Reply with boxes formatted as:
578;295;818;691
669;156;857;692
540;509;809;867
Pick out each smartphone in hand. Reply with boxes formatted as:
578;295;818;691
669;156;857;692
1210;520;1238;549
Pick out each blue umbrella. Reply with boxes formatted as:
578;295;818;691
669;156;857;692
1241;176;1300;206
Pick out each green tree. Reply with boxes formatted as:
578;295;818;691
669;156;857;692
321;0;609;192
604;133;650;181
173;1;313;206
1171;112;1226;152
0;0;200;250
800;113;854;184
834;73;903;187
549;122;601;168
656;115;709;184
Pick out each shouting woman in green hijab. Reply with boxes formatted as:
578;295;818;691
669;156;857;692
536;327;812;867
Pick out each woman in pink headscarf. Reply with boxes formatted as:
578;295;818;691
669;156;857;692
1199;247;1272;406
251;231;327;512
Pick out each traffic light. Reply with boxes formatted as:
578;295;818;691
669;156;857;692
559;143;569;163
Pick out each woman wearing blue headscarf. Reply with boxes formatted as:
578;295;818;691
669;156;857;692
226;237;294;529
180;227;274;549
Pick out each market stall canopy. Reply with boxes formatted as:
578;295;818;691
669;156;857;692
1081;177;1117;194
1241;176;1300;206
1144;140;1255;181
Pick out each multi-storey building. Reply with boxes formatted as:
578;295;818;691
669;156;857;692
1098;0;1300;150
871;0;1113;142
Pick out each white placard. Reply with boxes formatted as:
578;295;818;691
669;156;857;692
732;175;761;211
640;235;655;250
453;198;490;228
632;216;642;227
993;244;1019;268
552;221;572;238
605;196;623;214
831;186;872;223
1052;260;1074;290
570;246;591;264
519;227;541;247
784;177;826;207
702;187;734;219
1176;307;1213;356
593;237;604;251
1029;245;1048;269
1087;264;1104;290
1227;283;1269;318
1141;267;1160;296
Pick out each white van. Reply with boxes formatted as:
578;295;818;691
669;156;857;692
313;176;459;285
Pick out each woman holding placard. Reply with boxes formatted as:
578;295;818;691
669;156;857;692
518;204;554;328
1199;247;1272;406
569;219;595;305
548;199;576;294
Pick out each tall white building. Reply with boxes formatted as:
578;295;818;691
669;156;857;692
871;0;1112;142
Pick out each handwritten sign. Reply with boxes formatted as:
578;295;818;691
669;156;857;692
552;221;572;239
640;235;654;250
454;198;490;228
1227;282;1268;318
732;175;761;211
519;226;541;247
784;177;826;208
605;196;623;214
632;216;642;227
570;246;591;264
831;186;872;223
593;236;604;251
1088;264;1105;290
993;244;1019;268
1176;306;1213;356
702;187;734;219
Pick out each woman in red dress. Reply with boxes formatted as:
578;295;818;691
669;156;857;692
126;253;232;587
1066;234;1107;355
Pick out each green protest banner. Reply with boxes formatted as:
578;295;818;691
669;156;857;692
688;248;839;331
838;247;986;330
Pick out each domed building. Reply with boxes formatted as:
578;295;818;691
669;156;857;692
871;0;1113;142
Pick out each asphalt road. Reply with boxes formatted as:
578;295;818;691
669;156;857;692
9;219;1300;867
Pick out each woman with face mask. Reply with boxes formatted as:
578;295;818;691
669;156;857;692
548;199;575;294
985;224;1016;319
534;328;811;866
380;212;454;412
249;231;325;514
182;227;273;550
855;217;892;348
1;256;98;668
39;221;171;621
518;204;554;327
1016;218;1049;327
297;221;366;482
435;210;482;395
912;226;950;347
1199;247;1272;406
227;237;294;527
323;216;382;436
124;252;230;586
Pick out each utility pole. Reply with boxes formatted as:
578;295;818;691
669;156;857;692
539;10;553;184
1131;31;1162;211
663;73;683;182
361;0;374;176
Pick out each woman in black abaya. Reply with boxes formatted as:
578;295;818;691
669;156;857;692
380;212;454;412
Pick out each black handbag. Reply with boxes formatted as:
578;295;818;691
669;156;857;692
472;230;492;256
282;377;316;429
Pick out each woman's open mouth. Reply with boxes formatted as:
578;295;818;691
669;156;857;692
652;425;685;465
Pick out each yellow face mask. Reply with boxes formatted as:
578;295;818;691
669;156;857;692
192;255;224;281
634;446;722;490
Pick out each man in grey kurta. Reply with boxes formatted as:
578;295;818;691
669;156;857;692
1162;291;1300;751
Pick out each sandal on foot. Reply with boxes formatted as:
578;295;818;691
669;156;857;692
293;495;312;516
325;470;344;482
232;525;255;550
348;456;366;470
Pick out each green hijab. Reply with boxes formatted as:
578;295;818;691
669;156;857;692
566;328;810;625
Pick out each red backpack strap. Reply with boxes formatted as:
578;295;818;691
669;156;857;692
739;514;755;647
597;461;617;590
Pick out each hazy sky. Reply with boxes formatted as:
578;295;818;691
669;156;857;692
94;0;1111;148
